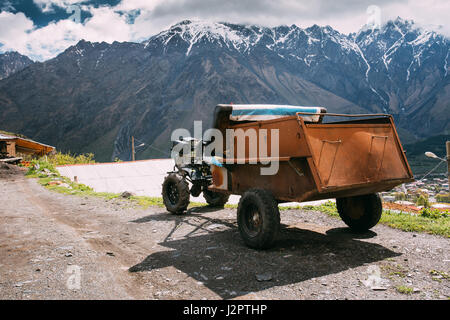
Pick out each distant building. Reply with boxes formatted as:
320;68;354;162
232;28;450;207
0;133;55;158
382;195;395;202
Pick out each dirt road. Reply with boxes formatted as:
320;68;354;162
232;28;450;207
0;164;448;299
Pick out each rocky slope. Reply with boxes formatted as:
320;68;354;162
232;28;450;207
0;51;34;80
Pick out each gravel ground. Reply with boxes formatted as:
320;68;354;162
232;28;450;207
0;164;448;300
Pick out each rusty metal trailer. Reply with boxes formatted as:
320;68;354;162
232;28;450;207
207;104;414;249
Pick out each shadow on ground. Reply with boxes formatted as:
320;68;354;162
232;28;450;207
129;206;400;299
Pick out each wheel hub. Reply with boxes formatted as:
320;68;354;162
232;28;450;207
244;205;262;236
167;182;179;204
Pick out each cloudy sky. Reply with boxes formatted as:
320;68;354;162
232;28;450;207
0;0;449;61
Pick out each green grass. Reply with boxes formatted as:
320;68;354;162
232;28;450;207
430;270;449;282
380;210;449;236
39;151;95;166
128;196;165;208
301;201;340;217
396;285;414;295
381;263;408;279
302;201;450;237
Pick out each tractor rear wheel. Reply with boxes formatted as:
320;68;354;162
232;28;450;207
237;189;280;249
336;193;382;232
162;173;190;214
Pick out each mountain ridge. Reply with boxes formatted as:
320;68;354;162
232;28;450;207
0;51;34;80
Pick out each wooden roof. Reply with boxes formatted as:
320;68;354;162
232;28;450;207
0;133;55;155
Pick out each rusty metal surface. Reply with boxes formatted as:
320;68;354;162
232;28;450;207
209;108;414;202
304;123;411;190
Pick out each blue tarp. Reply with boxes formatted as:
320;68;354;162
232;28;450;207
229;105;325;122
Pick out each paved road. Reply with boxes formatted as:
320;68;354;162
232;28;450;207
0;164;448;299
55;159;331;207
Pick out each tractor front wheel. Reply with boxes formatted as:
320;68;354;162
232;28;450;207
203;189;229;207
162;173;190;214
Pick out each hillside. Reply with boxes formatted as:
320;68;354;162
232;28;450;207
404;134;450;175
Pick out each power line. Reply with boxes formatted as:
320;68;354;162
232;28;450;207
417;160;445;182
133;137;146;146
133;136;171;158
144;144;171;158
115;137;171;160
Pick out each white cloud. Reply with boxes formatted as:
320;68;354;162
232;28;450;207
78;6;132;42
379;0;450;36
33;0;86;12
0;2;166;60
0;6;134;61
114;0;450;37
115;0;165;12
0;11;34;55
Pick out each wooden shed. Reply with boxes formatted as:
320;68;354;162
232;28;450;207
0;133;55;158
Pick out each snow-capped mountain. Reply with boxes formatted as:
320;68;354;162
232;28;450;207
0;51;33;80
147;18;448;112
0;18;448;161
355;18;449;105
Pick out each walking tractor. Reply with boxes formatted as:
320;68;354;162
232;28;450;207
162;104;414;249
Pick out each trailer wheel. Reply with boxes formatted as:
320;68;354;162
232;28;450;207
203;190;229;207
162;173;190;214
237;189;280;249
336;193;382;232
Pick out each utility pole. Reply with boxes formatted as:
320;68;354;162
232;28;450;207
447;141;450;189
131;136;135;162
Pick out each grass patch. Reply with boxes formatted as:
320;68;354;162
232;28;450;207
396;285;414;295
381;263;408;279
380;210;449;237
23;152;95;167
302;201;450;237
129;196;165;208
430;270;449;282
302;201;340;217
